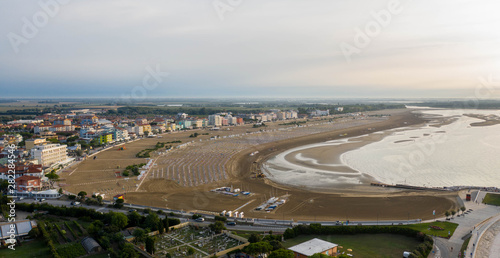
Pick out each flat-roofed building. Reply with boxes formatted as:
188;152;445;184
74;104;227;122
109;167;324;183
30;144;68;167
288;238;338;258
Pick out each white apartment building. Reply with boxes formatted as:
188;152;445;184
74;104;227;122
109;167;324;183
30;144;68;167
311;110;330;117
208;115;222;127
277;112;286;120
127;125;144;136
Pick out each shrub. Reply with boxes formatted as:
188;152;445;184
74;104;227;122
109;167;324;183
57;242;86;258
214;215;227;222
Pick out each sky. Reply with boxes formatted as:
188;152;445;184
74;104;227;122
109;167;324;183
1;0;500;99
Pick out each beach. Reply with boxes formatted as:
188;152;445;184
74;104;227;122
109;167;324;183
62;108;460;221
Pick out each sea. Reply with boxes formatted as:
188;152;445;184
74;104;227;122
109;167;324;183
263;109;500;188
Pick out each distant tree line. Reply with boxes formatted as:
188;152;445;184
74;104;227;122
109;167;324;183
410;100;500;109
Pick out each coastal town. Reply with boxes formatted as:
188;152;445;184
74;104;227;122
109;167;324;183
1;101;500;258
3;0;500;256
0;106;333;195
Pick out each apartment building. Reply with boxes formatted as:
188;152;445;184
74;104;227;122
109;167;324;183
30;144;68;167
208;115;222;127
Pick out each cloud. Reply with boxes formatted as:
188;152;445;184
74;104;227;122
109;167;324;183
1;0;500;98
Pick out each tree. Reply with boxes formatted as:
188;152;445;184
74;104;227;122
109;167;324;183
445;210;450;219
309;254;330;258
209;221;226;234
269;249;294;258
114;198;124;208
269;240;284;251
144;213;160;231
133;228;146;243
145;237;155;254
284;228;296;239
78;191;87;200
248;233;262;243
451;210;456;217
28;227;40;239
88;220;104;237
243;242;273;256
162;217;169;233
58;188;63;194
111;212;129;229
187;247;195;255
46;171;59;180
99;236;111;249
120;242;139;258
158;221;165;234
0;180;9;190
461;206;466;214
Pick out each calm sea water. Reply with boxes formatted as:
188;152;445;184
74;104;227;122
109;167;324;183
342;109;500;187
264;109;500;188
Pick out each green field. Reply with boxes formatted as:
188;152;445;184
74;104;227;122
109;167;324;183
0;239;51;258
482;193;500;206
404;221;458;238
282;234;420;258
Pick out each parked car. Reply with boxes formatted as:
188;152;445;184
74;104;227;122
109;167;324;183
195;217;205;222
227;222;236;226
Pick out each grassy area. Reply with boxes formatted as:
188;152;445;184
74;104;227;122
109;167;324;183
0;239;51;258
482;193;500;206
404;221;459;238
282;234;420;258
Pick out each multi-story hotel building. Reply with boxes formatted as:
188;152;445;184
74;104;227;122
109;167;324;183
30;144;68;167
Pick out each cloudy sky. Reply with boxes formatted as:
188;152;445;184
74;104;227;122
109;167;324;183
1;0;500;98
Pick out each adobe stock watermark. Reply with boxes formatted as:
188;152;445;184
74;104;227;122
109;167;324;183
397;74;500;180
121;64;169;103
7;0;71;54
6;144;18;250
212;0;243;21
340;0;404;63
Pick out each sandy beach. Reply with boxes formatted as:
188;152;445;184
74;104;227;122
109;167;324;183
62;108;460;221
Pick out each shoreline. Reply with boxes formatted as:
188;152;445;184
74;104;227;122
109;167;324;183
67;108;461;220
230;109;428;195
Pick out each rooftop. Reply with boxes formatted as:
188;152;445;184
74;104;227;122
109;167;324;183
288;238;338;256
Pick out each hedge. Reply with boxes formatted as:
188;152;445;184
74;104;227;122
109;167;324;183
54;223;71;242
73;220;84;235
64;221;78;239
39;222;60;258
57;242;87;258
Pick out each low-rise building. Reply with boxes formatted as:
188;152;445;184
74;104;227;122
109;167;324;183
0;163;44;180
15;175;42;192
288;238;338;258
310;110;330;117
